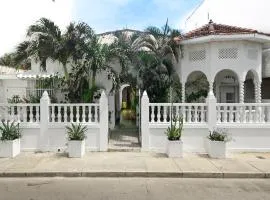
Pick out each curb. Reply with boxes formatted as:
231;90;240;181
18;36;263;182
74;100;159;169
0;172;269;178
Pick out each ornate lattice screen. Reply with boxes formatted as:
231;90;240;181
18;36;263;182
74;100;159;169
189;50;206;61
218;48;238;59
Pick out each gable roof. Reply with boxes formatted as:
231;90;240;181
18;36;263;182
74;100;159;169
175;20;270;41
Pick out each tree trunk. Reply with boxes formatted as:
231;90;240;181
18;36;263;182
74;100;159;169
63;64;69;81
90;70;97;102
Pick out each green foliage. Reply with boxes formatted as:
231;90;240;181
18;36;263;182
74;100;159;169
0;121;21;141
208;128;231;142
66;123;87;141
7;95;24;104
165;116;183;141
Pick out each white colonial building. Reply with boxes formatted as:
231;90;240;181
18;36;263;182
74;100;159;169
175;20;270;104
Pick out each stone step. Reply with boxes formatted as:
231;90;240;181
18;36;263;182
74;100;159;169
108;147;141;152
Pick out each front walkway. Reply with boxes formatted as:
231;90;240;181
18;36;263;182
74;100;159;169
0;152;270;178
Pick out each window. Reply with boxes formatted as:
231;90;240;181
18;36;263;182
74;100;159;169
189;50;206;61
218;48;238;59
226;93;235;103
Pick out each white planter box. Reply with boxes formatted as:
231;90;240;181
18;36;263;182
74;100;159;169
208;140;227;158
68;140;85;158
0;139;20;158
166;140;183;158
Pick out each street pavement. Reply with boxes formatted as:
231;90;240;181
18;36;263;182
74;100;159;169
0;152;270;178
0;177;269;200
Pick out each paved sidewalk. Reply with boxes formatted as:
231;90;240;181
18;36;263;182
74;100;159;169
0;152;270;178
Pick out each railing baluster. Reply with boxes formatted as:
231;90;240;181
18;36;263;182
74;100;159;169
157;105;161;123
36;106;40;122
82;105;86;123
194;106;198;122
201;106;205;122
57;105;61;122
70;106;74;122
95;105;98;123
29;106;33;122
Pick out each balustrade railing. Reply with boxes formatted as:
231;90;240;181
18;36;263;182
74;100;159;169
0;103;40;123
49;104;100;123
216;103;270;123
148;103;207;123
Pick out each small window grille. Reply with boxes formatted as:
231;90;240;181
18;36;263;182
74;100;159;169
247;49;258;60
218;48;238;59
189;50;206;61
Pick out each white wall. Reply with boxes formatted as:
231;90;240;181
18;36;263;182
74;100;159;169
147;125;270;153
180;41;261;83
19;125;100;152
3;79;28;103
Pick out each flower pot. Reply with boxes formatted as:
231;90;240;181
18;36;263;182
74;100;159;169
208;140;227;158
0;139;20;158
166;140;183;158
68;139;85;158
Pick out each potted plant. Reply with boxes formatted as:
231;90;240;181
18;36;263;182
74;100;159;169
207;128;231;158
0;121;21;158
66;123;87;158
165;116;184;158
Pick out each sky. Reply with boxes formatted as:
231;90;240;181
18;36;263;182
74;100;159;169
0;0;200;56
1;0;270;57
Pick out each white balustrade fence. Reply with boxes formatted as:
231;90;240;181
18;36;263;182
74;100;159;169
217;103;270;123
0;91;109;152
141;91;270;153
149;103;207;123
0;104;40;123
49;104;99;123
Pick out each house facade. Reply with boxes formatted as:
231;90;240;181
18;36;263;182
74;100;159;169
176;20;270;104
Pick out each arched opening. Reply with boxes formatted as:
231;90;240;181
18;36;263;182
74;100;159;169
244;70;257;103
185;71;209;103
214;69;239;103
118;84;137;127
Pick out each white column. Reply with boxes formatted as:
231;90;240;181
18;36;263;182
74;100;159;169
207;82;217;131
239;80;245;103
99;91;108;151
141;91;149;151
181;82;185;103
257;81;262;103
39;91;50;152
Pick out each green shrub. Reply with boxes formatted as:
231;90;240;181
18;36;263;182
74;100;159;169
0;121;21;141
208;128;231;142
165;116;183;141
66;123;87;141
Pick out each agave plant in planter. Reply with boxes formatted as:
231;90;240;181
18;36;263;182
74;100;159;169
0;121;21;158
165;115;184;158
207;128;231;158
66;123;87;158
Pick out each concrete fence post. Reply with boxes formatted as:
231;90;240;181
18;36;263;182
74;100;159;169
141;91;149;151
99;91;108;151
206;90;217;132
39;91;50;152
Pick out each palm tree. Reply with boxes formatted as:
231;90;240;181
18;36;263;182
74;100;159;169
16;18;95;81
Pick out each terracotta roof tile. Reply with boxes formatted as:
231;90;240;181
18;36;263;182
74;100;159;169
176;20;270;41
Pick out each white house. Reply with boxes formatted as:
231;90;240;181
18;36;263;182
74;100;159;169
175;20;270;104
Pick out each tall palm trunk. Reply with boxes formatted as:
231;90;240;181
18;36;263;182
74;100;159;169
63;64;70;81
90;69;97;102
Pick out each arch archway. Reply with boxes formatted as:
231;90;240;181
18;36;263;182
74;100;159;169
214;69;239;103
185;71;209;103
244;70;258;103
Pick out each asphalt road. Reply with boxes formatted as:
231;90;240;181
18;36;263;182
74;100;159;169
0;178;269;200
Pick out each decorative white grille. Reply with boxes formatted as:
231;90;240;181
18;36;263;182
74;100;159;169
247;49;258;60
189;50;206;61
218;48;238;59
